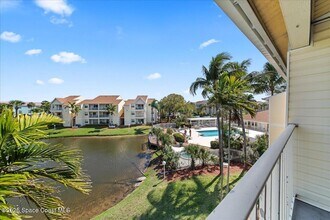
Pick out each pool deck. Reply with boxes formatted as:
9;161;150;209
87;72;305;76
185;127;265;147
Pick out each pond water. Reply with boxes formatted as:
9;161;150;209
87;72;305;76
18;135;148;220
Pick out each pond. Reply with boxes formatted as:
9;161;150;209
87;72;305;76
19;135;149;220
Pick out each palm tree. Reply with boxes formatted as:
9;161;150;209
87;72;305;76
106;104;117;125
9;100;25;117
190;52;232;198
65;102;81;128
198;148;211;167
0;109;91;219
151;127;163;147
185;144;200;170
41;100;51;113
249;62;286;96
27;102;36;114
27;102;35;109
0;103;10;113
149;100;159;125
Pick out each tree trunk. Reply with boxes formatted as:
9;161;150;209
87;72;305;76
15;107;19;117
240;111;248;170
226;110;231;194
216;104;224;200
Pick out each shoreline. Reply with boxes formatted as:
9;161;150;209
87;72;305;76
46;133;149;139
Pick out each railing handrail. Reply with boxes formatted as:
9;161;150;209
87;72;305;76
207;124;297;220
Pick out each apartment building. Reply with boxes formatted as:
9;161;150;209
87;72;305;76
195;100;216;116
50;96;82;127
50;95;156;127
77;95;125;126
123;95;158;125
243;110;269;132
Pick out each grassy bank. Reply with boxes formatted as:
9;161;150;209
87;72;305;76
46;125;151;138
93;167;242;220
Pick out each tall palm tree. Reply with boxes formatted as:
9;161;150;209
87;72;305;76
27;102;35;109
0;109;91;219
249;62;286;96
190;52;232;199
9;100;25;117
41;100;51;113
65;102;81;128
106;104;117;125
149;100;159;125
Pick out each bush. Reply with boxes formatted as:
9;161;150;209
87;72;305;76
173;133;185;143
210;141;219;149
166;128;174;135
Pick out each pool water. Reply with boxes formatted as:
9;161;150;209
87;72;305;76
197;130;220;137
180;152;191;159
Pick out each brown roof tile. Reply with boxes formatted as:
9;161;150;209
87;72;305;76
80;95;122;105
136;95;148;102
55;96;80;105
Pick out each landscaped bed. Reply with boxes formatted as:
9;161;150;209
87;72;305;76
45;125;151;138
93;156;244;220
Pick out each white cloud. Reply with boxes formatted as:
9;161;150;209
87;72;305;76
48;78;64;84
25;49;42;55
35;0;74;16
199;39;219;49
36;80;45;85
0;0;21;10
51;52;86;64
0;31;21;43
147;73;161;80
50;16;73;27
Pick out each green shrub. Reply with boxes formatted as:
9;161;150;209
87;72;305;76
166;128;174;135
173;132;185;143
210;141;219;149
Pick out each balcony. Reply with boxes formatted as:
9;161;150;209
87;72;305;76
89;114;98;118
207;124;298;220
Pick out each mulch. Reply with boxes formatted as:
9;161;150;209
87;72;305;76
155;162;245;182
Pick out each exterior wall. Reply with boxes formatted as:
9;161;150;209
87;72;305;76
269;92;286;144
288;22;330;211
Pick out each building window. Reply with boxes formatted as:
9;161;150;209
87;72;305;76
131;119;135;123
131;112;135;115
85;120;88;123
131;104;135;108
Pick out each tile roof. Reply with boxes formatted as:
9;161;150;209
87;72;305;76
147;98;155;104
243;110;269;123
54;96;80;105
124;99;136;105
80;95;122;105
136;95;148;102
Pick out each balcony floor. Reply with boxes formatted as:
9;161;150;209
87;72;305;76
292;199;330;220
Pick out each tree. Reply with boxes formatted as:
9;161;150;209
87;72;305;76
252;134;269;158
41;100;51;113
65;102;81;128
190;52;232;199
9;100;25;117
106;104;117;125
162;145;180;170
0;109;91;219
185;144;200;170
249;62;286;96
198;148;211;167
27;102;36;109
149;100;159;125
159;94;186;122
151;127;163;147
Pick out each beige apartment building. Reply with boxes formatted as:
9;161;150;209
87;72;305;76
50;95;157;127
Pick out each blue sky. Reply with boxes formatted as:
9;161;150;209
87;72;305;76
0;0;267;102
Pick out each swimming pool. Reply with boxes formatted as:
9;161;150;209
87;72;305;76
180;152;191;159
197;130;220;137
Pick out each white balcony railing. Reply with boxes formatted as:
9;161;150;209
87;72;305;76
207;124;297;220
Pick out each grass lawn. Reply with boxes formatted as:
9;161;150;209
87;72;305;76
46;125;151;138
93;166;242;220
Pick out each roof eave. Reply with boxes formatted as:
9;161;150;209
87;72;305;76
215;0;287;80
